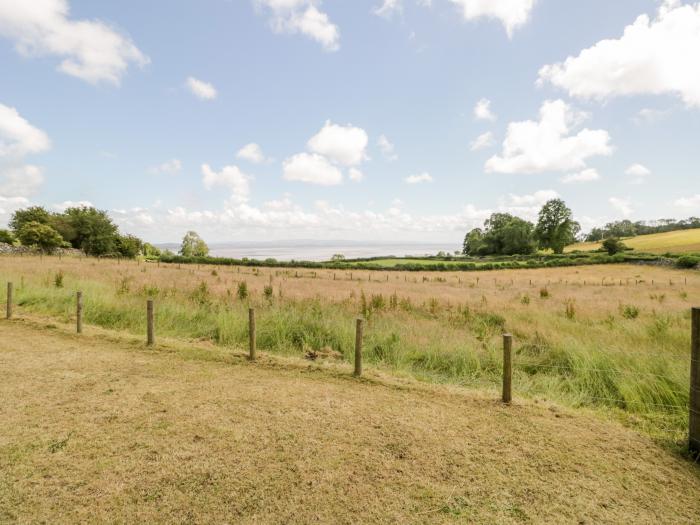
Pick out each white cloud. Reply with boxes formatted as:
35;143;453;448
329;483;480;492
307;120;369;166
474;98;496;121
377;134;398;161
348;168;365;182
52;200;94;212
0;165;43;197
609;197;633;217
470;131;495;151
448;0;536;37
282;152;343;185
560;168;600;184
633;107;671;125
675;194;700;208
186;77;217;100
538;2;700;107
256;0;340;52
625;163;651;183
237;143;268;164
0;104;51;158
405;172;433;184
485;99;613;174
373;0;403;19
201;164;251;203
499;189;558;220
149;159;182;175
0;0;148;85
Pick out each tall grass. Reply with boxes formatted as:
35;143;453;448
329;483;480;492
1;259;693;447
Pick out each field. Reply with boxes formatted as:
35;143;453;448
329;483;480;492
568;229;700;254
0;255;697;448
2;321;700;523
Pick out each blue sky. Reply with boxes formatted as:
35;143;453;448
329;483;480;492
1;0;699;244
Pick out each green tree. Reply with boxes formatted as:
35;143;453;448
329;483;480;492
0;229;15;244
180;231;209;257
535;199;580;254
462;228;485;255
142;243;162;257
463;215;536;256
9;206;51;233
116;234;144;258
16;222;65;253
63;207;119;255
601;237;627;255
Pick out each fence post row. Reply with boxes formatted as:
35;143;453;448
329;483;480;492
502;333;513;404
354;318;364;377
249;308;256;361
690;308;700;453
146;299;155;346
6;282;12;320
76;291;83;334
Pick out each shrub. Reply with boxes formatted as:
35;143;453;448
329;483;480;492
520;294;531;305
0;229;15;244
237;281;248;301
539;288;550;299
676;255;699;269
263;285;274;301
602;237;627;255
54;271;64;288
621;304;640;319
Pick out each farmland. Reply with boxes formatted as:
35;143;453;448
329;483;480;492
568;228;700;254
0;255;697;448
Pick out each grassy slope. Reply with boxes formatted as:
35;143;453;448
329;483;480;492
1;319;700;524
568;229;700;254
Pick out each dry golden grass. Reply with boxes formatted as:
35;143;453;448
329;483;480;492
568;229;700;254
1;319;700;524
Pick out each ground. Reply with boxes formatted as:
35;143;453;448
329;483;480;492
1;319;699;524
568;229;700;254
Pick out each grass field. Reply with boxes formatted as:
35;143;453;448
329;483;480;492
0;255;698;450
568;229;700;254
2;320;700;523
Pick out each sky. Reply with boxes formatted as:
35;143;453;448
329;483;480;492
1;0;699;245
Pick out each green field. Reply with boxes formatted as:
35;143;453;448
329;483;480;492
568;229;700;254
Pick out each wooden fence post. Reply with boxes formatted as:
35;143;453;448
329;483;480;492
502;334;513;404
690;308;700;453
6;282;13;319
248;308;256;360
76;291;83;334
146;299;154;346
354;318;364;377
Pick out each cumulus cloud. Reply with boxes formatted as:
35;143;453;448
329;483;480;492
448;0;536;37
348;168;365;182
307;120;369;166
186;77;217;100
377;134;398;161
609;197;633;217
373;0;403;19
405;172;433;184
52;200;94;212
499;189;558;219
470;131;495;151
485;99;613;174
0;165;43;197
255;0;340;52
625;163;651;183
560;168;600;184
283;152;343;185
149;159;182;175
202;164;251;203
237;143;268;164
0;0;148;85
474;98;496;121
0;104;51;158
675;194;700;208
538;1;700;107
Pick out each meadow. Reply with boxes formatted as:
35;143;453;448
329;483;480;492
1;254;697;449
568;228;700;254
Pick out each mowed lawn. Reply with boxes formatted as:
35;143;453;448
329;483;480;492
568;229;700;254
1;320;700;524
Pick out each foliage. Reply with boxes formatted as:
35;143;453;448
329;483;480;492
331;254;346;261
142;243;161;257
63;207;119;256
535;199;580;254
180;231;209;257
237;281;249;301
9;206;51;232
116;234;143;258
586;216;700;242
0;229;15;244
601;237;627;255
676;255;699;269
16;221;66;253
463;214;536;256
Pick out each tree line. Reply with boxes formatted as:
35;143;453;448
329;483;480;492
0;206;160;257
585;217;700;242
463;199;580;256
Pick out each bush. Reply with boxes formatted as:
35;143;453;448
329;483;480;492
621;304;640;319
237;281;248;301
602;237;627;255
676;255;700;269
0;229;15;244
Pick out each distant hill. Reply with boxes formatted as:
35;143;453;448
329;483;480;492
568;229;700;254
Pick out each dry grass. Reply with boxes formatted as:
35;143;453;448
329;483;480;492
1;320;700;524
568;229;700;254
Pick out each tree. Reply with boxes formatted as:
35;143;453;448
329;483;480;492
463;215;536;256
16;222;65;253
462;228;485;255
63;206;119;255
331;254;346;261
0;229;15;244
142;243;162;257
9;206;51;233
535;199;580;254
601;237;627;255
180;231;209;257
116;234;144;258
